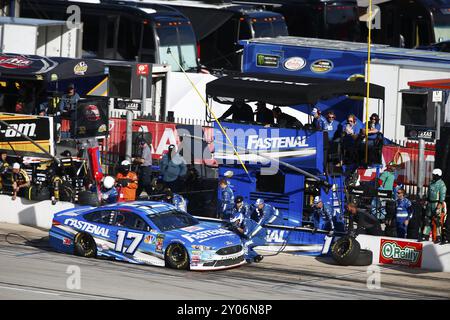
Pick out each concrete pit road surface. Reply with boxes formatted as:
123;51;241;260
0;223;449;300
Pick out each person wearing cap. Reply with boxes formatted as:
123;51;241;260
116;159;138;202
311;106;326;130
231;195;251;220
422;168;447;242
312;196;335;235
251;198;280;226
255;102;274;125
272;107;303;129
59;83;80;114
9;162;31;200
134;137;153;199
219;178;234;220
163;187;187;212
160;144;187;193
378;161;397;192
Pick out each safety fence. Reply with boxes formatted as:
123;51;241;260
359;139;436;197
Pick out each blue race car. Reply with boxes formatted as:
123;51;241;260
49;201;245;271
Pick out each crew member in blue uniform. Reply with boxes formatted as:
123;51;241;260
232;195;251;219
219;178;234;220
395;188;413;238
230;198;279;263
163;187;187;212
312;196;335;235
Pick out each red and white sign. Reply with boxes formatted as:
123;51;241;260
136;64;149;76
379;239;423;268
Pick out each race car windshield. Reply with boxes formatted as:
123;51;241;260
148;210;199;232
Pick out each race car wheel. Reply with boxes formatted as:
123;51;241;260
74;233;97;258
331;236;361;266
165;243;190;270
353;249;373;266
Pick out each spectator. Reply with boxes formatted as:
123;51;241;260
341;114;363;163
99;176;118;204
218;98;254;122
163;187;187;212
347;202;383;236
378;161;397;192
321;110;339;141
395;188;413;238
311;107;326;130
9;162;31;201
272;107;303;128
422;168;447;243
255;101;274;125
59;83;80;115
116;160;138;202
160;144;187;193
362;113;383;163
232;195;251;219
219;178;234;220
134;137;153;198
312;196;335;235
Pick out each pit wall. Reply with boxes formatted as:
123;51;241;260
356;234;450;272
0;195;76;229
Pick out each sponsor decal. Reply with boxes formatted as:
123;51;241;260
74;61;88;75
310;59;334;73
98;124;107;133
379;239;423;268
266;230;286;243
0;123;37;138
256;53;280;67
191;255;201;262
155;234;165;253
84;105;100;121
63;237;72;246
225;241;233;246
181;226;204;233
247;135;308;150
181;229;231;243
283;57;306;71
0;56;32;69
64;219;110;238
144;235;155;244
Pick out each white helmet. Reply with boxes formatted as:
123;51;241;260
121;160;131;166
230;212;243;224
432;168;442;177
103;176;115;189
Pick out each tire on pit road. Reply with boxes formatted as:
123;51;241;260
353;249;373;266
165;243;190;270
331;236;361;266
74;232;97;258
78;190;100;206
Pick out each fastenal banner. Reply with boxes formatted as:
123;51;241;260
0;113;54;156
379;239;423;268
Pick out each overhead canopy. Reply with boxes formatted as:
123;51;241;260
408;78;450;90
0;53;106;81
174;7;234;40
206;72;385;105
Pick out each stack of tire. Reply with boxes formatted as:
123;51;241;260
331;236;373;266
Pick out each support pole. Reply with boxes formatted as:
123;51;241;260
125;110;133;162
417;138;425;198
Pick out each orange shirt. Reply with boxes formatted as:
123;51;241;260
116;171;138;202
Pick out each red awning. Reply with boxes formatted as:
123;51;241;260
408;79;450;90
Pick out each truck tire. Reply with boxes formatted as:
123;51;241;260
331;236;361;266
78;191;100;206
353;249;373;266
